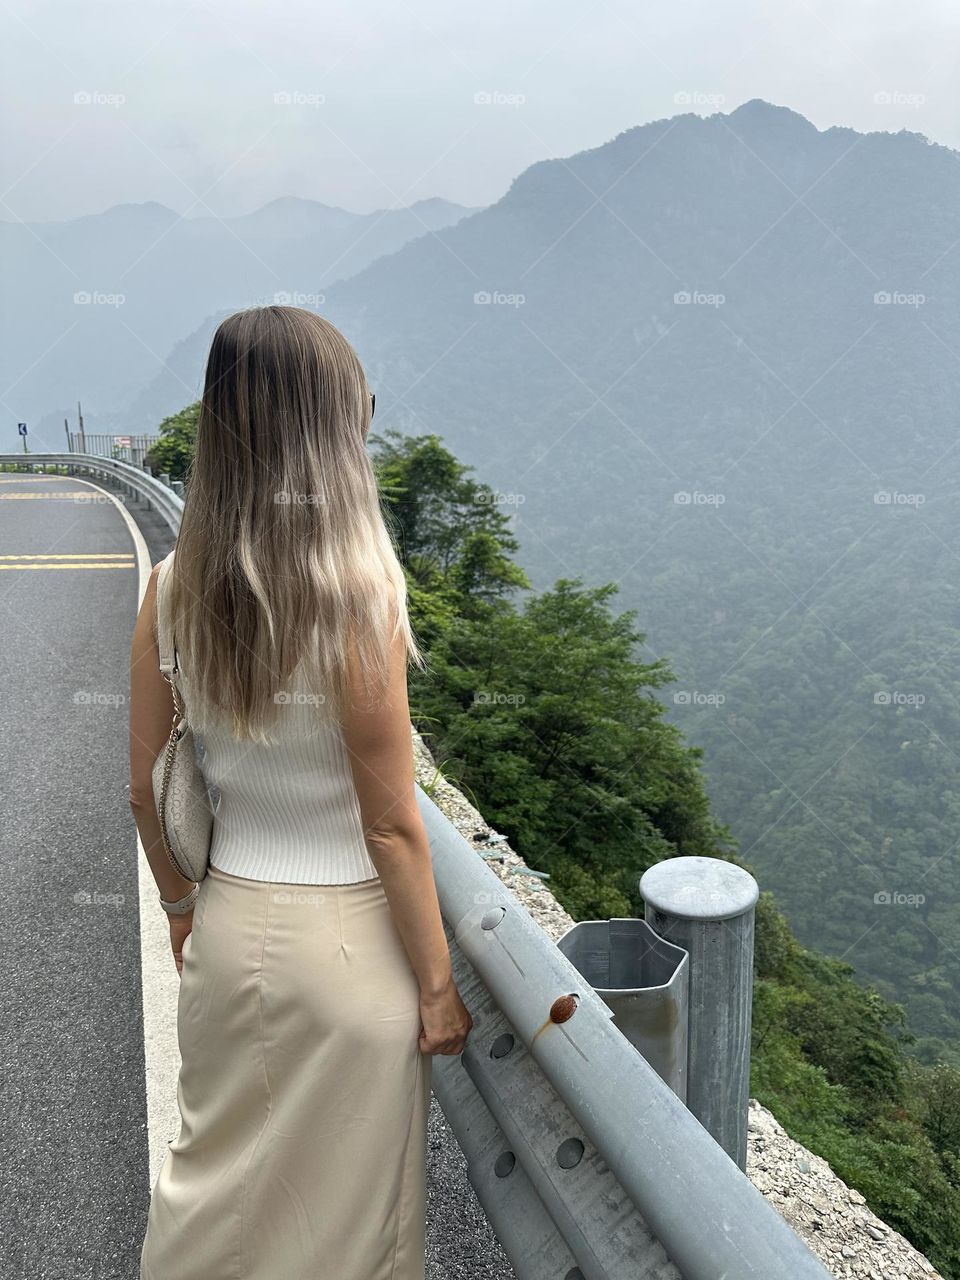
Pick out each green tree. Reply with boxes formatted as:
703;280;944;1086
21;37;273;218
371;429;529;644
145;402;200;482
410;577;729;917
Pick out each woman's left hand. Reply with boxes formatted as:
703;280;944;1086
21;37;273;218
169;910;194;978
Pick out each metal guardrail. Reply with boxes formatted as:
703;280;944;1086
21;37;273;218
2;451;834;1280
0;452;183;536
419;791;832;1280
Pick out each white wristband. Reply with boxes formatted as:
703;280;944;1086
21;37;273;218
160;883;200;915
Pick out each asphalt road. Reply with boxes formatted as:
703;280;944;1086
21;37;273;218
0;469;511;1280
0;472;152;1278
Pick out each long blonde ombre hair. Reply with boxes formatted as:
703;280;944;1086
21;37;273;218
165;305;422;743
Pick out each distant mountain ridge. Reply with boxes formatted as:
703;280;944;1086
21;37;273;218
5;195;477;445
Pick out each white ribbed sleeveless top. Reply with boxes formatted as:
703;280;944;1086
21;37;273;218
156;551;379;886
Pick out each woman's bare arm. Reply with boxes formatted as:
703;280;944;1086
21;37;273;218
128;561;197;905
341;623;453;998
342;623;471;1053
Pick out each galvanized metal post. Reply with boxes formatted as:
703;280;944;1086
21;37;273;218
640;857;759;1170
557;919;689;1101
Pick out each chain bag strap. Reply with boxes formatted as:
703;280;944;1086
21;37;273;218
152;553;214;884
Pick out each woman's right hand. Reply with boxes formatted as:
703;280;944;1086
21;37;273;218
418;978;473;1055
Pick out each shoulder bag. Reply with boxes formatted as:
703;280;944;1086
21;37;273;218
151;553;213;884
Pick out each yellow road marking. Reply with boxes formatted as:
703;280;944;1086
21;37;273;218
0;492;103;499
0;553;134;560
0;563;135;570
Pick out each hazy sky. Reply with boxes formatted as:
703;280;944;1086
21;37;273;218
2;0;958;223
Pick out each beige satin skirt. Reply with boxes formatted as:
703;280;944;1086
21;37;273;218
141;863;432;1280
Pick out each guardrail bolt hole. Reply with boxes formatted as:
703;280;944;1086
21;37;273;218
564;1270;585;1280
549;993;579;1024
493;1151;516;1178
480;907;506;930
556;1138;584;1169
490;1033;514;1059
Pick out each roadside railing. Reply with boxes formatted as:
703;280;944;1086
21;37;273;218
1;452;833;1280
65;432;158;467
419;791;830;1280
0;452;183;537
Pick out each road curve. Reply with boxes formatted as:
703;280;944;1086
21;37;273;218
0;472;151;1278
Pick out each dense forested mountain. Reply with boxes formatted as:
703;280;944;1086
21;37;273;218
5;196;474;445
308;100;959;1056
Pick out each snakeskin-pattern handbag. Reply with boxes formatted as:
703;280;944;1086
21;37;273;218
151;554;213;884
